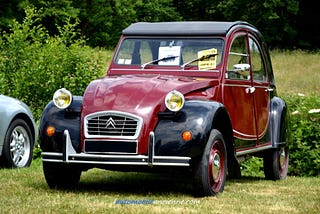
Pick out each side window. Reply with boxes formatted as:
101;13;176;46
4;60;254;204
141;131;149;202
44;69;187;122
249;38;267;81
227;35;250;80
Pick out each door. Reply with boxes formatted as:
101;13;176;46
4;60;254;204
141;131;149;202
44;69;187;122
248;36;270;143
222;33;257;148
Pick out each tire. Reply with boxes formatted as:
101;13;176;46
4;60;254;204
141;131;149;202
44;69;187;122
263;147;289;180
193;129;227;196
1;119;33;168
43;161;82;189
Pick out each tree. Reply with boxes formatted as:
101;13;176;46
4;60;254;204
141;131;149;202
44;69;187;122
0;0;318;49
74;0;181;47
296;0;320;49
0;0;26;31
173;0;223;21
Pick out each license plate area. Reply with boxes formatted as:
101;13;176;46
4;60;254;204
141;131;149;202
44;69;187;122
84;140;137;154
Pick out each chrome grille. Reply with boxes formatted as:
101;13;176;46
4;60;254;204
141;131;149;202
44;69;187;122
84;111;142;139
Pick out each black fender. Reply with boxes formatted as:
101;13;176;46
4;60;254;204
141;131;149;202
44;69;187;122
269;96;289;148
39;96;83;152
154;100;235;160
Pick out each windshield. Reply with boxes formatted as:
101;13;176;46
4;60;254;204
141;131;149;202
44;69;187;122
115;38;224;70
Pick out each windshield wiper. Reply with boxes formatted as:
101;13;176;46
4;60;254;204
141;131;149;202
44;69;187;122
141;56;178;69
181;53;218;70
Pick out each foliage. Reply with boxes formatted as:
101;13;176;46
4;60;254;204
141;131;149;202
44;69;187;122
240;94;320;177
0;0;318;49
240;157;264;177
74;0;181;47
0;6;106;121
214;0;299;49
284;93;320;176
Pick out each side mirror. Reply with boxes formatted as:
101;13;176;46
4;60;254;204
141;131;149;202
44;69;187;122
231;63;250;78
233;63;250;72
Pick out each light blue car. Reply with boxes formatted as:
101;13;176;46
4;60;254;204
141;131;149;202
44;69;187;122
0;94;38;168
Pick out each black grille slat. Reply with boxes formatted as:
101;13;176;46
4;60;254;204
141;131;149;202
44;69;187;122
85;113;140;138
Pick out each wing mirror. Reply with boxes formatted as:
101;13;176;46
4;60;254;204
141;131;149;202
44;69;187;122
227;63;250;79
233;63;250;73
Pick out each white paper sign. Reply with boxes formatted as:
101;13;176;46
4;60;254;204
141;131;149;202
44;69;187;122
158;46;181;65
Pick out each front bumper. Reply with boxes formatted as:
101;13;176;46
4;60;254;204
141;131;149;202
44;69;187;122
42;130;191;167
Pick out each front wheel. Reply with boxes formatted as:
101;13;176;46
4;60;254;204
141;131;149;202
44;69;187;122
1;119;33;168
263;147;289;180
193;129;227;196
43;162;82;189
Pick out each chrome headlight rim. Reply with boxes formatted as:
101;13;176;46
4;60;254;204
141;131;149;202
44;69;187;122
165;90;185;112
53;88;73;109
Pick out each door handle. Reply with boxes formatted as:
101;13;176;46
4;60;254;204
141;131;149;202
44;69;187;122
245;87;255;94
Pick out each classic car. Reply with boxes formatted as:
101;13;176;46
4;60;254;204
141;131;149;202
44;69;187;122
39;21;289;196
0;94;38;168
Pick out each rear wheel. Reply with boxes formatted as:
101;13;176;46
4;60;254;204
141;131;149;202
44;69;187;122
43;161;82;189
263;147;289;180
193;129;227;196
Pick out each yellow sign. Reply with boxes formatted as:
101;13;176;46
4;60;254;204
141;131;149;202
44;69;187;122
198;48;217;70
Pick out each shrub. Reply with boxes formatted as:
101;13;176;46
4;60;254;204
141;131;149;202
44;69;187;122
241;94;320;177
284;93;320;176
0;6;107;122
240;157;264;178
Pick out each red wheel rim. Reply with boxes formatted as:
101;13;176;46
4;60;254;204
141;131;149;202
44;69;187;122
279;147;288;178
208;139;225;193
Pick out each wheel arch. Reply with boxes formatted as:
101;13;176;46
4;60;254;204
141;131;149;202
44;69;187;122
269;96;289;148
12;113;37;145
211;107;240;177
0;111;37;155
211;107;234;152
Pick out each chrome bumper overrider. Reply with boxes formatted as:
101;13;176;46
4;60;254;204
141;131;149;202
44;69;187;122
42;130;191;167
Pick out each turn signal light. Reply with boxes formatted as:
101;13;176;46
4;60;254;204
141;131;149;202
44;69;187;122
182;130;192;141
46;126;55;137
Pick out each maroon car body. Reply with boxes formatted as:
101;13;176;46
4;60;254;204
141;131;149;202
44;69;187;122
39;21;289;196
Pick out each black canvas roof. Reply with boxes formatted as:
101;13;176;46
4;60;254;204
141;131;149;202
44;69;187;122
122;21;253;36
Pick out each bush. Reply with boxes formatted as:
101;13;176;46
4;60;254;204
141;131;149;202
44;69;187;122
0;6;106;121
240;157;264;178
241;94;320;177
284;93;320;176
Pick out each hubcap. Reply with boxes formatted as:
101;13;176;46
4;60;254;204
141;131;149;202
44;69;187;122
9;126;30;167
279;148;286;169
211;153;221;181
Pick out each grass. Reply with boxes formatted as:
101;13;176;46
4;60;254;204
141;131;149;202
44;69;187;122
271;50;320;96
1;159;319;214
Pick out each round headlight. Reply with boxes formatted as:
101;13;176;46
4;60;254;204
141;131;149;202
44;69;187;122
53;88;72;109
165;90;185;112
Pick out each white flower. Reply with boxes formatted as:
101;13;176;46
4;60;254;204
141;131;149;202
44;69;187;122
291;110;299;115
298;93;305;97
308;109;320;114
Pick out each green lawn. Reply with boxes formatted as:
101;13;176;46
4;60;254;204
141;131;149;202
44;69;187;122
0;159;319;213
271;50;320;96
